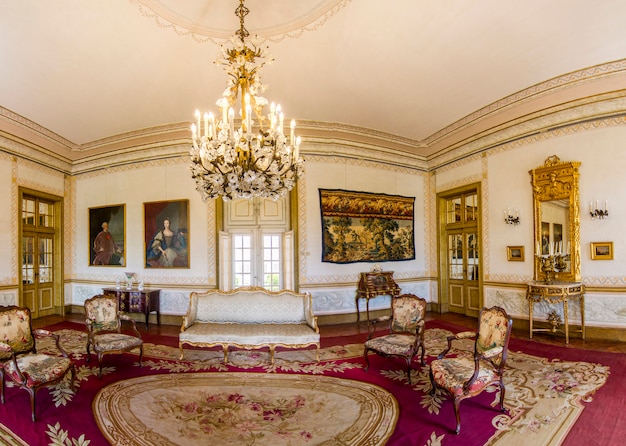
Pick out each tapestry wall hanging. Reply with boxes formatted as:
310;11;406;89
319;189;415;263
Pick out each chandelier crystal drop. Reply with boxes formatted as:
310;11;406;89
189;0;303;201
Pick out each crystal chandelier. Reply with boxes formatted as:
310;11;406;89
190;0;304;201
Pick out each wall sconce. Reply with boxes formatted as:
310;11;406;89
504;208;520;225
590;200;608;219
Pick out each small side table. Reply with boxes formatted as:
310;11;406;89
526;281;585;343
355;271;400;325
102;288;161;329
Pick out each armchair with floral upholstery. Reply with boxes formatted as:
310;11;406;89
429;305;513;434
363;294;427;384
84;294;143;378
0;306;76;421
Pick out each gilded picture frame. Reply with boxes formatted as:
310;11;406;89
590;242;613;260
89;204;126;266
144;199;190;268
507;245;524;261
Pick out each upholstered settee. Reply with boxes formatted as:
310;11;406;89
179;287;320;364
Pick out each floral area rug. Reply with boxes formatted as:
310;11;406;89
0;322;611;446
93;372;398;445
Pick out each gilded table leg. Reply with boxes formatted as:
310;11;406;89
528;295;534;339
580;295;585;340
563;299;570;344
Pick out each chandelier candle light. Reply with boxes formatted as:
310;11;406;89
190;0;303;201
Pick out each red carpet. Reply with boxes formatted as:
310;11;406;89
0;320;618;445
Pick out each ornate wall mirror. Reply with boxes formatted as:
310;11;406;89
529;155;581;283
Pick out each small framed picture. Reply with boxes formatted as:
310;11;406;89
89;204;125;266
590;242;613;260
507;245;524;261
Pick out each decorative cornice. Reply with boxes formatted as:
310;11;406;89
303;137;427;171
133;0;352;43
429;93;626;168
425;59;626;148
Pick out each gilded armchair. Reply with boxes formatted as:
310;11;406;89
363;294;427;384
0;306;76;421
84;294;144;378
429;306;513;434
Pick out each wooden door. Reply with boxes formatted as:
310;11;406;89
20;192;62;318
438;187;481;317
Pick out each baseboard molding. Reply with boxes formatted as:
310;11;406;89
67;304;182;327
66;304;625;341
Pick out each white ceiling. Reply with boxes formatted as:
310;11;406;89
1;0;626;158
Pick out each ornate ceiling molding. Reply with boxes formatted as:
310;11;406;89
133;0;351;43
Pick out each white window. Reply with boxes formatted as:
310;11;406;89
221;198;293;291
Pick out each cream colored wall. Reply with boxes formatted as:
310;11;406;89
299;153;431;316
69;159;216;315
4;114;626;330
0;153;66;306
437;122;626;329
0;155;14;305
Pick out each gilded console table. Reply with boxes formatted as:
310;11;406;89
355;271;400;324
526;281;585;343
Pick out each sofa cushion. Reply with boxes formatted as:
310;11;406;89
180;323;320;346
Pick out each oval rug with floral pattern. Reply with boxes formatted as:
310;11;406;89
93;372;398;445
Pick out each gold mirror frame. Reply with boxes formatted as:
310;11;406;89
529;155;581;282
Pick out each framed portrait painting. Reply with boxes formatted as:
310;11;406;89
144;199;189;268
89;204;125;266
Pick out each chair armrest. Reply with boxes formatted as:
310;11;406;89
33;328;54;338
119;314;142;338
437;330;477;359
453;331;476;340
181;315;194;332
480;345;503;359
366;315;391;339
33;329;69;358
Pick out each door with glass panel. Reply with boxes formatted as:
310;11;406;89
442;190;481;317
20;194;60;318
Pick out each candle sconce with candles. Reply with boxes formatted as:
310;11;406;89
535;241;570;284
590;200;608;220
504;207;521;225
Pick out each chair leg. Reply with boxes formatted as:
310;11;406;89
0;369;4;404
97;353;104;378
69;365;76;393
404;358;412;385
419;342;426;366
28;388;36;422
498;382;506;411
363;348;371;372
429;369;436;395
138;345;144;367
453;398;461;434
